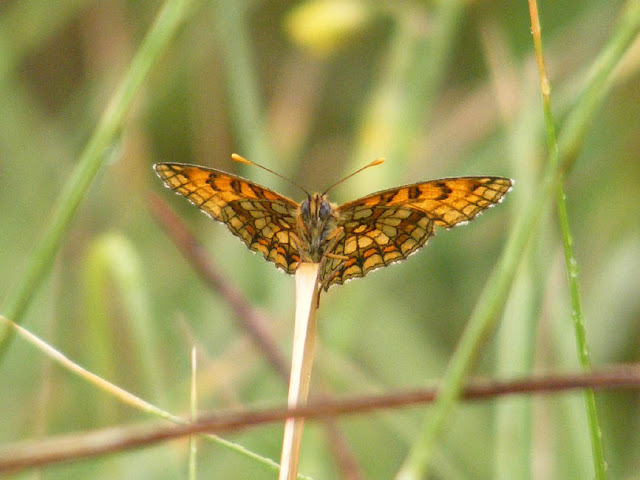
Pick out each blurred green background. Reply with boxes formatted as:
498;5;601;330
1;0;640;479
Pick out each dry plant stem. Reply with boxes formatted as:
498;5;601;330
279;263;320;480
149;195;362;478
323;426;364;480
0;314;303;477
0;315;173;421
1;358;639;474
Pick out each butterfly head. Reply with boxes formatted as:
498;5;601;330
300;194;331;222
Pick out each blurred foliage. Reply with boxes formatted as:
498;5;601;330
1;0;640;479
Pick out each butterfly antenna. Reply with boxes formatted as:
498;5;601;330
231;153;310;196
322;158;385;195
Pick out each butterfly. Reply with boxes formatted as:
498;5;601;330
154;155;512;291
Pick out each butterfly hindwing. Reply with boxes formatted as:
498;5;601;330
321;204;435;289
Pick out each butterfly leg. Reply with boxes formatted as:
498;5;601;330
322;226;345;257
289;231;308;260
319;258;344;291
317;227;347;293
315;287;323;308
320;227;347;272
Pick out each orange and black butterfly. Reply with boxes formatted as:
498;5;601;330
154;155;512;291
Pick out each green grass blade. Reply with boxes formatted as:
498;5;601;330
529;0;608;476
395;1;640;477
0;0;196;354
82;233;168;404
493;77;542;479
0;316;315;478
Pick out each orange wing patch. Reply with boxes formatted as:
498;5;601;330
154;163;301;273
347;177;513;226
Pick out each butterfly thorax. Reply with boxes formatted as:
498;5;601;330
296;193;340;262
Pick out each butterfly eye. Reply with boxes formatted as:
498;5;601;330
319;200;331;220
300;199;311;219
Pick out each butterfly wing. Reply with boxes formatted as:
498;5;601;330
320;176;512;289
154;163;301;274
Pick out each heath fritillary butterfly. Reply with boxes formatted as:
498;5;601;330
154;156;512;291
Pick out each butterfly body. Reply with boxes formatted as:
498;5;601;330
297;194;340;263
154;162;512;290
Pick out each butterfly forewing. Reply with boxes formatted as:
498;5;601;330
340;177;513;226
407;177;512;227
154;163;301;273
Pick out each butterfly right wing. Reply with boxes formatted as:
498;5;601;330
320;176;512;289
154;163;302;274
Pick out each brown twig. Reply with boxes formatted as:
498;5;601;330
2;364;640;474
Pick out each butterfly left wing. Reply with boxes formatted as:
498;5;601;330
320;176;512;289
154;163;302;274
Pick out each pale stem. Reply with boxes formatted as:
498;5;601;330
279;263;320;480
